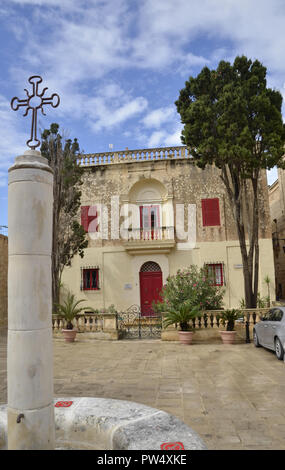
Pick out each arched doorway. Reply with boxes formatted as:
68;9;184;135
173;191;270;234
139;261;163;316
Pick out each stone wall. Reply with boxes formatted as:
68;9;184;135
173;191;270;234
269;169;285;299
0;235;8;329
80;158;272;245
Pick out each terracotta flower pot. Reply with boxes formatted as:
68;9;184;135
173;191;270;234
62;328;77;343
178;331;194;345
219;330;236;344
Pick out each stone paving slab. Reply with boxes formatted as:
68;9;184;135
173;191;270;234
1;331;285;450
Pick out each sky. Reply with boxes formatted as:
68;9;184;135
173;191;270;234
1;0;285;229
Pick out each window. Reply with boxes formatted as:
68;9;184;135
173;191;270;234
81;206;98;233
206;263;223;286
83;268;99;290
139;205;160;229
270;309;283;322
139;205;161;240
261;311;271;321
201;198;220;226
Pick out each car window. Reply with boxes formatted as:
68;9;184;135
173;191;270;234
270;309;283;322
267;310;275;321
261;311;271;321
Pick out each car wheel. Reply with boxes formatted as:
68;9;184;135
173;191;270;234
253;330;260;348
275;337;284;361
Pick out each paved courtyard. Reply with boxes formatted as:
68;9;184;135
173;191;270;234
1;331;285;450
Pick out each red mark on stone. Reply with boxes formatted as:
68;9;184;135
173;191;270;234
55;401;73;407
160;442;185;450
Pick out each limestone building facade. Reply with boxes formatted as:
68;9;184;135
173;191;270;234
61;146;275;312
268;168;285;300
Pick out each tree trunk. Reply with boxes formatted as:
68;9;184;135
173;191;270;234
52;208;61;308
51;142;62;310
252;175;259;308
220;165;260;308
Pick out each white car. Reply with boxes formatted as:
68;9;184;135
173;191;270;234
253;308;285;360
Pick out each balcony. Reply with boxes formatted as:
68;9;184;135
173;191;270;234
123;227;175;255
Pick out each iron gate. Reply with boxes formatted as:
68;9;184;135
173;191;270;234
117;304;162;339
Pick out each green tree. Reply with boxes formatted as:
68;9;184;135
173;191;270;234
41;123;88;308
176;56;285;308
154;265;224;314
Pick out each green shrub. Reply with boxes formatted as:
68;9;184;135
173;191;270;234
55;291;95;329
239;292;269;309
163;302;202;331
154;265;224;314
220;309;241;331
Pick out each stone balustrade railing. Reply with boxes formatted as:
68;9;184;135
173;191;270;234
165;308;268;330
161;308;269;342
53;308;269;342
125;226;175;241
78;146;190;167
52;312;118;339
185;308;268;328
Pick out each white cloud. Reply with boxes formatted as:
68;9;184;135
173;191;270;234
5;0;285;115
146;125;183;148
11;1;131;84
90;96;148;132
142;107;176;129
56;81;149;133
5;72;148;138
147;131;167;148
5;0;285;85
140;105;182;148
164;127;183;147
3;0;285;154
0;95;28;173
132;0;285;94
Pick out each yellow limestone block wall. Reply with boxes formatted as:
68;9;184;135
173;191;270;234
61;237;275;311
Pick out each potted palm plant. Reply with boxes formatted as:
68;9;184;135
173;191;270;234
219;309;241;344
55;291;95;342
163;302;202;344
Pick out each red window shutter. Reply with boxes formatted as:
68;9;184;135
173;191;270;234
81;206;98;232
88;206;98;232
202;198;220;226
81;206;90;232
139;206;143;229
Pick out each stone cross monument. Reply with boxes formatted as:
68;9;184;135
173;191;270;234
7;77;59;449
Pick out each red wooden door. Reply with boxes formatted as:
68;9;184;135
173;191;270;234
140;271;162;316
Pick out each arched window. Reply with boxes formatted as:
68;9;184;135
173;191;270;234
140;261;161;272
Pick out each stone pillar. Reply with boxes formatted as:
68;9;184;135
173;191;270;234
7;149;54;449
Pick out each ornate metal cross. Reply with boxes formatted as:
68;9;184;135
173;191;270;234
11;75;60;150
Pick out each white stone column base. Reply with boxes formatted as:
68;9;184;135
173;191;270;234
7;403;55;450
